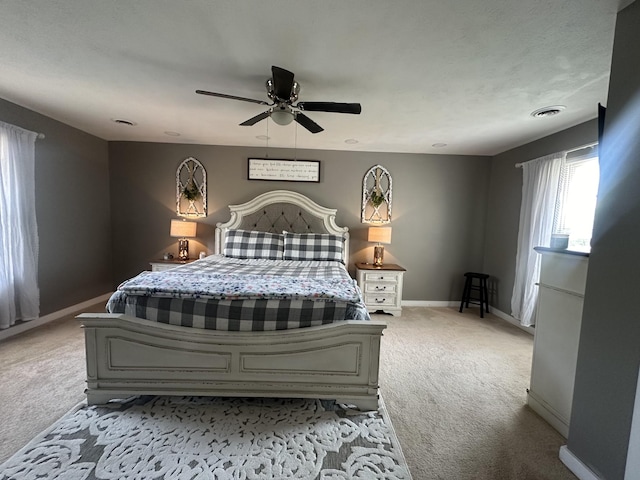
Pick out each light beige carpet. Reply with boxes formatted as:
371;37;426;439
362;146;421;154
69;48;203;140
0;311;89;465
0;305;575;479
375;307;575;479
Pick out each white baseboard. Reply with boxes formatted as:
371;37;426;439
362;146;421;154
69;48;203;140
402;300;458;308
487;307;534;335
401;301;534;335
527;391;569;438
0;292;112;341
559;446;602;480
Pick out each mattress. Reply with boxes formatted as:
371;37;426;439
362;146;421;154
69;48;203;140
107;255;370;331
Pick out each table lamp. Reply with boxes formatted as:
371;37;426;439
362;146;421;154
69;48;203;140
170;219;197;261
368;226;392;267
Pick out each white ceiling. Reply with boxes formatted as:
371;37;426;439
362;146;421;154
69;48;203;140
0;0;627;156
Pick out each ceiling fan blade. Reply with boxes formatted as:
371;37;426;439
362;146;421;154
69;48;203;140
271;66;295;101
196;90;270;106
240;110;271;126
294;113;324;134
296;102;362;114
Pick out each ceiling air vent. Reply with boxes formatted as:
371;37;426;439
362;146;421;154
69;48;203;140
531;106;566;118
111;118;137;126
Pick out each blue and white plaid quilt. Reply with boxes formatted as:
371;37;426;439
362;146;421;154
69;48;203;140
107;255;370;331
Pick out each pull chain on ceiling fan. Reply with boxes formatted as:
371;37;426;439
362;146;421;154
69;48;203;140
196;66;361;134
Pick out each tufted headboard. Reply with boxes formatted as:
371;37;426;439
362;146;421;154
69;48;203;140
214;190;350;262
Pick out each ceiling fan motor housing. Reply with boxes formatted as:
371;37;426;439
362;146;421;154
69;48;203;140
266;78;299;103
196;65;360;134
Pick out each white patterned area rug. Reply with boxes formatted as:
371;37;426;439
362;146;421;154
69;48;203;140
0;395;412;479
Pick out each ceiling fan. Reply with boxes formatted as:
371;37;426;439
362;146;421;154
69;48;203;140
196;66;361;134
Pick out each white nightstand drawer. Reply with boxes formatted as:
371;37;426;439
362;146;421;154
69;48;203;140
365;283;397;294
364;294;396;307
150;263;179;272
149;259;195;272
355;263;405;316
364;272;399;282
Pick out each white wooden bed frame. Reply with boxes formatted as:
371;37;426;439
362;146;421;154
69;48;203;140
78;190;386;410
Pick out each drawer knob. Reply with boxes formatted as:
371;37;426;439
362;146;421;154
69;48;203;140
375;286;386;291
375;298;385;303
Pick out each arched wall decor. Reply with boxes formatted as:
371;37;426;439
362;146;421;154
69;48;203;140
361;164;392;224
176;157;207;217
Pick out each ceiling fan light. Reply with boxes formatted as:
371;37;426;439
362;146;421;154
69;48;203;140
270;109;294;126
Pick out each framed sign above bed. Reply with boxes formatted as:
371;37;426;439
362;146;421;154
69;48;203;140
248;158;320;182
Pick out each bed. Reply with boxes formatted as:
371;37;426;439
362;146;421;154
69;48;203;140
78;190;386;410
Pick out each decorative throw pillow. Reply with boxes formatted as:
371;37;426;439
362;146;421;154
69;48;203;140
223;230;284;260
283;232;344;262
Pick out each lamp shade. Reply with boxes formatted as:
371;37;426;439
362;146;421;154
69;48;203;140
170;219;197;238
368;226;392;244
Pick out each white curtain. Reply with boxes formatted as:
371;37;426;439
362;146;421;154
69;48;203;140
0;121;40;329
511;152;565;327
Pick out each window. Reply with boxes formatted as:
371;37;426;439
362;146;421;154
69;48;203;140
552;147;599;251
0;121;40;329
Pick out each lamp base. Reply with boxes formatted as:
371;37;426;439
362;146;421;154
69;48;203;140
178;239;189;261
373;245;384;267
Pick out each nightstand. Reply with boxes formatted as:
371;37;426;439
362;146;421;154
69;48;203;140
355;263;406;316
149;259;195;272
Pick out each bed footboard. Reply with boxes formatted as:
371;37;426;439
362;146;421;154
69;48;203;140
77;313;386;411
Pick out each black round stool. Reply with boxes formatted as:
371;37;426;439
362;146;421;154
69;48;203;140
459;272;490;318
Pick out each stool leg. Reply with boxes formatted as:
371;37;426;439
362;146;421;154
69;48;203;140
483;278;490;314
479;279;484;318
459;277;470;313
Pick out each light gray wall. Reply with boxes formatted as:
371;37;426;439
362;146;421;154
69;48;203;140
483;119;598;314
108;142;491;301
0;99;112;315
567;1;640;479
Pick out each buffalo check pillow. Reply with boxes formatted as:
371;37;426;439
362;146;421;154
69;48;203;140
223;229;284;260
283;232;344;262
